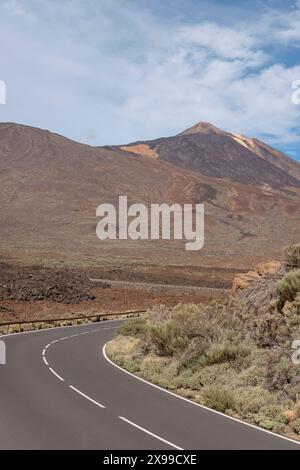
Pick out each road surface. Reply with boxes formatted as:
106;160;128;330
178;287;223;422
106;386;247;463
0;320;299;450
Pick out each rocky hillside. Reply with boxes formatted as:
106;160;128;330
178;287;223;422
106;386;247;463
120;121;300;187
0;122;299;271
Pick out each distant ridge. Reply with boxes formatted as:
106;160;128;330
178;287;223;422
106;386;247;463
0;121;299;268
121;121;300;187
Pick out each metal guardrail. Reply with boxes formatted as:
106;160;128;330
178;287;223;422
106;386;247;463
0;309;146;334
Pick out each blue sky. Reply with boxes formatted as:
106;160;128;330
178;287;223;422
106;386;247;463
0;0;300;160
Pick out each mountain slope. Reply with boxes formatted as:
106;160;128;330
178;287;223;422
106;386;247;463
121;122;300;187
0;122;299;272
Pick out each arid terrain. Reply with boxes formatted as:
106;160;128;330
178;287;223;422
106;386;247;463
0;262;227;323
108;245;300;441
0;121;299;321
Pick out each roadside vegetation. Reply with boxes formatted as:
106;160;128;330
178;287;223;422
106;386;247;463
107;244;300;440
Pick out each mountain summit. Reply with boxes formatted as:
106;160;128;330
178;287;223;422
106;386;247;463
121;122;300;187
0;121;299;269
178;121;224;136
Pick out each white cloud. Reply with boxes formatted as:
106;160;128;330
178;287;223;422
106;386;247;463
178;22;267;65
2;0;37;20
270;1;300;44
0;0;299;155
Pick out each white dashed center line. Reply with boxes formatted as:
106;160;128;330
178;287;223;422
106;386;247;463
40;323;185;450
49;367;64;382
69;385;105;409
119;416;183;450
42;356;49;366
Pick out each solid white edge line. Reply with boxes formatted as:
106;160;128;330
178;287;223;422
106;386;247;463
103;342;300;447
49;367;64;382
69;385;105;409
119;416;183;450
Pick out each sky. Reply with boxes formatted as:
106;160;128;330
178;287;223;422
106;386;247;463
0;0;300;160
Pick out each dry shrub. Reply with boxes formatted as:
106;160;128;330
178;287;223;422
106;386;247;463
265;354;297;392
283;403;300;423
147;301;238;358
293;419;300;435
285;244;300;270
118;317;147;338
277;270;300;308
111;247;300;439
203;387;236;412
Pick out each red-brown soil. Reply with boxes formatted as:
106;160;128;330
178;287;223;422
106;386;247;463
0;121;299;322
0;262;227;323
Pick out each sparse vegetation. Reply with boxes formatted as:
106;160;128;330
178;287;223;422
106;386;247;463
285;244;300;270
203;386;236;412
277;270;300;306
118;317;147;338
107;245;300;440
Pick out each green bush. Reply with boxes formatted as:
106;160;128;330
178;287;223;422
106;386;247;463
149;321;189;356
254;418;285;433
265;356;295;391
203;386;236;412
285;244;300;270
235;387;270;415
206;341;252;365
292;419;300;435
118;317;147;338
277;270;300;307
110;265;300;439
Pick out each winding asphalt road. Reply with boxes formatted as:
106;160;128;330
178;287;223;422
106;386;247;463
0;320;299;450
